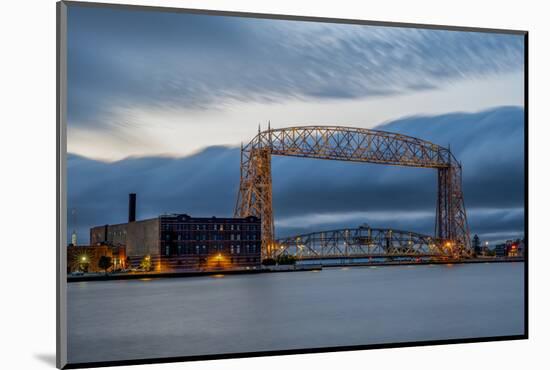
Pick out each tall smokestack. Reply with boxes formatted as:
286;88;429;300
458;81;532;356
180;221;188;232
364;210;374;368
129;193;136;222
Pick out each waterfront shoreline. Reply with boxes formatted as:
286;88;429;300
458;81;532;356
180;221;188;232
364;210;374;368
67;257;523;282
317;256;524;268
67;265;322;282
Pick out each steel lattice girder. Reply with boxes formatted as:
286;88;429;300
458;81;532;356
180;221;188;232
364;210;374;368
275;227;449;259
235;126;471;258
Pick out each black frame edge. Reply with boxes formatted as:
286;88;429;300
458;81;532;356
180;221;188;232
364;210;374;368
63;334;527;369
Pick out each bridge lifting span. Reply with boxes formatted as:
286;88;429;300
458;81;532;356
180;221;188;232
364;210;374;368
277;226;448;260
235;125;471;258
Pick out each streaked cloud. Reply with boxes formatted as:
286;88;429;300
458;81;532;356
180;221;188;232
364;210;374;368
67;71;524;161
68;7;524;116
67;5;524;160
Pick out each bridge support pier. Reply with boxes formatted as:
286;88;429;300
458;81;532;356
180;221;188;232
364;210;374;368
235;147;275;258
436;164;471;256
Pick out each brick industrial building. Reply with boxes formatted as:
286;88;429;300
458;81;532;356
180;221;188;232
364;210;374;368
89;194;262;272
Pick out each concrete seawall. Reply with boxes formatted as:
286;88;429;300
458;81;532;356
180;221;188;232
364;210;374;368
67;264;322;282
67;258;523;282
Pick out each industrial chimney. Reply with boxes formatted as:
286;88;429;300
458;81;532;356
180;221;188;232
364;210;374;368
129;193;136;222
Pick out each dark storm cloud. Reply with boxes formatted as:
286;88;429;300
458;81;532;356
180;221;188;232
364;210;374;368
67;4;524;128
68;107;524;244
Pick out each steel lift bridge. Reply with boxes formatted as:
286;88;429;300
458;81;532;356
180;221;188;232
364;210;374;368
235;125;471;260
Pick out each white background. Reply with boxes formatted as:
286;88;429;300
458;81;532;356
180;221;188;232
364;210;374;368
1;0;548;369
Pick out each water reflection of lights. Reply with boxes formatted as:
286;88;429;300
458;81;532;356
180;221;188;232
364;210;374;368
211;274;225;278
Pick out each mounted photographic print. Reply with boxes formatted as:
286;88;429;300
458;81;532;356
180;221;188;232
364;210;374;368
56;1;528;368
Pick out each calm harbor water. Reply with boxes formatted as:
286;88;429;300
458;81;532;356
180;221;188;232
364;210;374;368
68;262;524;363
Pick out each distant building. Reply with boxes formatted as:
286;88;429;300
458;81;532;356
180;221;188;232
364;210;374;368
495;243;507;257
494;239;524;257
67;244;127;273
472;234;481;255
507;239;524;257
89;194;262;272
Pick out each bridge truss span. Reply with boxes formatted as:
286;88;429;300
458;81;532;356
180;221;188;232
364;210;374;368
235;125;471;258
276;226;447;260
265;126;451;168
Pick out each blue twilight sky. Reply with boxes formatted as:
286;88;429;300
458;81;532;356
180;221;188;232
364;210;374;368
66;4;525;244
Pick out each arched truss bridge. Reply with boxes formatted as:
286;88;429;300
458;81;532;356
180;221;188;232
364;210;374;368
276;226;454;260
235;125;471;258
